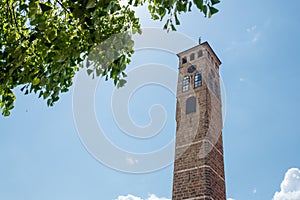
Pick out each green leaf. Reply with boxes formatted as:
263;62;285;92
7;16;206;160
175;13;180;25
56;55;66;62
86;0;96;9
171;24;176;31
117;79;127;88
148;5;153;12
177;1;187;12
211;0;221;5
29;1;38;18
20;85;26;92
37;21;47;31
47;99;53;106
38;91;43;98
152;14;160;20
87;69;93;75
188;2;192;12
209;6;219;18
3;110;10;117
202;5;208;17
95;68;102;76
193;0;203;10
19;4;29;11
39;3;52;12
163;19;170;30
122;72;127;77
46;29;57;41
43;92;50;99
32;77;40;86
158;7;166;19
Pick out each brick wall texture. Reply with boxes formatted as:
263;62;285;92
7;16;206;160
172;43;226;200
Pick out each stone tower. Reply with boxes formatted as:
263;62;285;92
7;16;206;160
172;41;226;200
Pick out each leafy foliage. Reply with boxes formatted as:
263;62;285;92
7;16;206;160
0;0;220;116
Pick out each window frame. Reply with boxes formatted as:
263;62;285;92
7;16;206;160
182;76;190;92
194;72;202;88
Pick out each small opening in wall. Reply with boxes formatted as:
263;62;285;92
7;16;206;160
198;50;203;57
182;57;187;64
190;53;195;61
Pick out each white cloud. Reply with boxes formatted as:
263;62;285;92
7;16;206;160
251;33;260;43
253;188;257;194
116;194;142;200
227;198;235;200
147;194;170;200
246;25;261;44
246;25;257;32
115;194;170;200
273;168;300;200
126;157;139;165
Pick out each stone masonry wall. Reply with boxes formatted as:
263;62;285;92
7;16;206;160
172;43;226;200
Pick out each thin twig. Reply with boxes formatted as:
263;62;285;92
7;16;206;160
12;3;20;32
6;0;14;25
56;0;70;14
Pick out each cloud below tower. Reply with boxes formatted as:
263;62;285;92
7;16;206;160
115;194;170;200
273;168;300;200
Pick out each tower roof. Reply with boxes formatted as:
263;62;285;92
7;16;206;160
177;41;222;67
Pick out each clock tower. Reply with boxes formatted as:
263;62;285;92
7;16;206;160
172;41;226;200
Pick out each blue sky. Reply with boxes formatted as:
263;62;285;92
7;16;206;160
1;0;300;200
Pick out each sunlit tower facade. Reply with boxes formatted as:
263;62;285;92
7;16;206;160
172;41;226;200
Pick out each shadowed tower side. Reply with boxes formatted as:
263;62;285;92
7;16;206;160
172;41;226;200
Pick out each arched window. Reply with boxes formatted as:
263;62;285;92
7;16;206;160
207;52;213;63
198;50;203;57
208;73;213;90
194;72;202;88
182;57;187;64
190;53;195;61
182;76;190;92
186;96;196;114
214;81;220;99
211;69;215;78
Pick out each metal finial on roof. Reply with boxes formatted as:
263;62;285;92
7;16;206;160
198;37;201;44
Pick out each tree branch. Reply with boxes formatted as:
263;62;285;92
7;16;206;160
12;3;20;32
6;0;14;25
56;0;70;14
